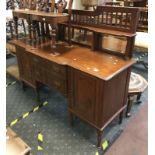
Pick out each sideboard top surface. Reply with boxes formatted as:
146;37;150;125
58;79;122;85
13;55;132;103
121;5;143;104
13;9;69;17
10;39;135;81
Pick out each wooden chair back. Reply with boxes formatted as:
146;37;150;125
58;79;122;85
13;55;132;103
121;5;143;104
137;8;148;32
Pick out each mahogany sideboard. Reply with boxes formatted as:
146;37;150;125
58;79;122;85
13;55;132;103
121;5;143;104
9;38;135;146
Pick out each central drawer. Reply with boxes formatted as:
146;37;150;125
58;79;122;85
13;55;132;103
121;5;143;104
31;54;67;95
31;54;66;79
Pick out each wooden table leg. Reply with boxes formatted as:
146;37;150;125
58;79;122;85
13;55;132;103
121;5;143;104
45;23;50;38
21;19;26;37
69;112;74;127
35;87;40;103
126;95;134;117
50;25;57;49
41;22;45;37
14;16;18;39
32;20;37;43
119;111;124;124
21;81;26;91
36;22;41;37
9;21;13;39
97;130;102;147
136;93;142;104
72;27;74;39
27;19;32;41
83;30;87;41
57;24;63;41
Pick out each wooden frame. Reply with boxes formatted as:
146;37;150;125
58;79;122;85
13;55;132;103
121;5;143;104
63;6;140;59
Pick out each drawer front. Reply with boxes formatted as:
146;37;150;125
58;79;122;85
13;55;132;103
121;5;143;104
46;74;67;95
16;47;35;86
35;67;67;95
31;55;66;79
30;54;67;95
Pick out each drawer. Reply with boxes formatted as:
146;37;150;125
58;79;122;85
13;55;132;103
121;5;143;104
34;65;67;95
31;55;66;79
44;63;66;79
46;74;67;95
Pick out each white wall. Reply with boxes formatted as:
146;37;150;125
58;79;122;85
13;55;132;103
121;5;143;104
98;0;113;5
65;0;84;9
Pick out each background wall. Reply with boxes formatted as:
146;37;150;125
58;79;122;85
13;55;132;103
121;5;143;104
98;0;113;5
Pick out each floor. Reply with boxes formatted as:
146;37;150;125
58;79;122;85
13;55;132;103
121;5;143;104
106;102;148;155
6;51;148;155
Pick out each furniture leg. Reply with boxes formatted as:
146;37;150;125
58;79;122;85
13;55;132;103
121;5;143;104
83;30;87;41
97;130;102;147
61;24;66;41
9;20;13;39
36;22;41;37
27;19;32;40
119;111;124;124
14;16;18;39
45;23;50;38
57;24;63;41
69;112;74;127
126;95;134;117
72;27;74;38
21;19;26;37
50;25;57;49
35;87;40;103
21;81;26;91
41;22;45;38
136;93;142;104
32;20;37;42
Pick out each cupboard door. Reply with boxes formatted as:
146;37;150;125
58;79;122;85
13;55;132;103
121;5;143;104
16;46;34;86
68;68;100;123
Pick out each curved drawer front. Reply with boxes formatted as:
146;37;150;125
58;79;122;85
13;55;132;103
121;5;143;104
31;54;66;79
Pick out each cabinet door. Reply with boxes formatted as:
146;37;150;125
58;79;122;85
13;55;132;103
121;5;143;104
16;46;35;86
68;68;101;124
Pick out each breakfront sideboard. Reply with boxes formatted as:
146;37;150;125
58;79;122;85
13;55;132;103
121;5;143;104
8;3;139;147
